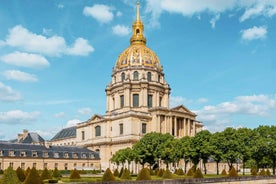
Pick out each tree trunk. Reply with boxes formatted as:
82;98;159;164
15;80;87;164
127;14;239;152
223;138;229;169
273;157;276;175
203;162;207;175
184;160;188;174
216;162;219;175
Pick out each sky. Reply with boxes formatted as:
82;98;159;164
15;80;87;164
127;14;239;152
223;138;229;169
0;0;275;140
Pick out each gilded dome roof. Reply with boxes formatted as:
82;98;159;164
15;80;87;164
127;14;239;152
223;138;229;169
115;1;161;70
115;44;161;69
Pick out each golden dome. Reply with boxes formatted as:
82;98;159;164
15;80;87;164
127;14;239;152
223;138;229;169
115;1;161;70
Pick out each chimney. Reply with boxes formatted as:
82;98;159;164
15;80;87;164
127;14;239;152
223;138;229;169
23;129;28;139
17;133;23;142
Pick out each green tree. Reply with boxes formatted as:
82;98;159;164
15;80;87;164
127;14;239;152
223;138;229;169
52;168;61;179
136;168;151;180
220;128;240;170
24;167;42;184
133;132;173;168
160;138;178;168
16;166;25;182
210;132;224;175
236;127;253;175
1;166;21;184
180;136;191;173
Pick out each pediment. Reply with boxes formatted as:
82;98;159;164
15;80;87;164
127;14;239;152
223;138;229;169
89;114;104;121
170;105;194;114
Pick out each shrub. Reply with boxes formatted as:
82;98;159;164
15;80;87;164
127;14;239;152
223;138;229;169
52;168;62;179
259;169;266;176
40;168;52;181
113;168;119;177
251;166;258;176
221;169;227;176
120;168;131;180
177;168;184;175
102;168;115;182
136;168;151;180
154;169;159;175
162;168;173;179
193;168;204;178
228;167;238;177
157;169;164;177
266;169;271;176
186;167;194;176
69;169;81;179
119;167;124;178
1;166;21;184
0;169;4;174
16;166;26;182
149;169;155;175
24;167;42;184
25;167;31;178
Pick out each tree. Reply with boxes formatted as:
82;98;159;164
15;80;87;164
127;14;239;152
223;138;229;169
180;136;191;173
220;128;240;170
1;166;21;184
160;138;179;168
133;132;173;168
210;132;224;175
24;167;42;184
136;168;151;180
52;168;62;179
16;166;25;182
236;127;253;175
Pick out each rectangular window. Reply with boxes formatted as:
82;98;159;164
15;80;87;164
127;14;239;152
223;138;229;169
133;94;139;107
81;131;85;140
21;163;25;170
9;162;13;168
44;163;48;169
159;97;162;107
142;123;147;134
64;163;68;170
95;126;101;137
33;163;37;168
119;123;123;135
55;163;58;169
120;95;124;108
148;95;153;108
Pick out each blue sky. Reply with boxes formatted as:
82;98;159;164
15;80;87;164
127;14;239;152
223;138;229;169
0;0;275;140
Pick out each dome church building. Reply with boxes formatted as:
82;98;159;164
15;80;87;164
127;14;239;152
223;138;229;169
51;2;203;170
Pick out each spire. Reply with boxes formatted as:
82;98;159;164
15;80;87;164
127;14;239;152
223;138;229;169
130;1;146;45
136;1;140;21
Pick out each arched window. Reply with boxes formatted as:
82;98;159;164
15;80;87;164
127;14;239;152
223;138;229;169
133;71;139;81
136;29;140;35
121;72;125;82
147;72;152;81
95;126;101;137
158;75;161;83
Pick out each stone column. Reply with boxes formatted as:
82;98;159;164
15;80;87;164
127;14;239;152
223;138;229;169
193;120;196;136
157;115;161;133
183;118;186;136
174;117;177;137
188;119;191;136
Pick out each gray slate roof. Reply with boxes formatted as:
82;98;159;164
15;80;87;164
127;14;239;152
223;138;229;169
51;126;76;141
0;142;99;159
9;132;45;144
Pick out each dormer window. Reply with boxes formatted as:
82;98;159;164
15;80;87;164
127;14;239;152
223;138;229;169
43;152;49;158
82;153;87;158
64;152;69;158
9;150;15;157
32;151;38;157
20;151;26;157
0;150;3;156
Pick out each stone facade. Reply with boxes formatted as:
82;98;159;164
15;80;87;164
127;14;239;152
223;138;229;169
51;2;203;170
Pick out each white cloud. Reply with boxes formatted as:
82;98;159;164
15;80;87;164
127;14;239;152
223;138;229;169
195;94;276;132
54;112;66;118
0;82;21;101
112;25;131;36
210;14;220;29
78;107;92;115
57;4;64;9
42;28;53;36
0;110;40;124
0;51;50;69
83;4;114;24
66;119;82;127
241;26;267;41
197;98;208;103
66;38;94;56
145;0;276;27
3;70;38;82
4;25;93;56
